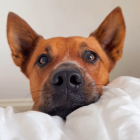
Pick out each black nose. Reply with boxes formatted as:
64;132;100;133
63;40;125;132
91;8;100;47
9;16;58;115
51;69;83;94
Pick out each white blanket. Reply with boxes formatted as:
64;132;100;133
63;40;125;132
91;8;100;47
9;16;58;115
0;76;140;140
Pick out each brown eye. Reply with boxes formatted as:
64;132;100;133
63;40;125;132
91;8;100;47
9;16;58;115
84;51;98;63
37;54;50;67
40;56;48;64
87;53;95;61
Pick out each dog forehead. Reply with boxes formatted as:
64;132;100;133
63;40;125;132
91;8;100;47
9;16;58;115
35;36;102;53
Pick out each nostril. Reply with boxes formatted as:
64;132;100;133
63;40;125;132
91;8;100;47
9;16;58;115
52;76;63;86
56;76;63;86
70;74;82;85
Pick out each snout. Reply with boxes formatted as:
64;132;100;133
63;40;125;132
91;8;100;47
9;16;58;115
39;63;101;120
51;69;83;95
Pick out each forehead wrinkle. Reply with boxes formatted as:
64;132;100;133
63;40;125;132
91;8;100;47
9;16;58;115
80;42;87;49
45;46;51;53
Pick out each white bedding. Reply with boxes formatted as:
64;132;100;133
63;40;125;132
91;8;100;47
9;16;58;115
0;76;140;140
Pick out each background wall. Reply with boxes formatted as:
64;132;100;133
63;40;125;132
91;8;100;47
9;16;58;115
0;0;140;99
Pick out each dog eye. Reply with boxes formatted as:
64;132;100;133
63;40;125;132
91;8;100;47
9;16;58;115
37;54;49;67
84;51;98;63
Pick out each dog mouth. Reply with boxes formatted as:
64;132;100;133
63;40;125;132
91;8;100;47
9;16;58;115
45;104;85;120
38;94;100;120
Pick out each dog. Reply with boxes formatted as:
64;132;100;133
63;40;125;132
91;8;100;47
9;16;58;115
7;7;125;120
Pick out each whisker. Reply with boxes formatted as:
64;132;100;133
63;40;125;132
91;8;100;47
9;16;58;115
23;94;31;99
21;89;42;112
27;100;34;111
26;94;40;111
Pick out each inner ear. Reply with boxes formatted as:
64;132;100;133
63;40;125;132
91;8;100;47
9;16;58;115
89;7;125;69
7;12;42;76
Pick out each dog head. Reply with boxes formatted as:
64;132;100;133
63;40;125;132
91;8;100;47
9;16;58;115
7;7;125;119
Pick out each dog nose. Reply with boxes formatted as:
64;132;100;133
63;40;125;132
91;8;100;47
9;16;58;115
51;69;83;93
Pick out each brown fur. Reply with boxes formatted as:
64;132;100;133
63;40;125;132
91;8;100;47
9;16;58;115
7;7;125;118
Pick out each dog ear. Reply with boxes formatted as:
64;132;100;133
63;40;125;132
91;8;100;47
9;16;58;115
89;7;125;70
7;12;41;75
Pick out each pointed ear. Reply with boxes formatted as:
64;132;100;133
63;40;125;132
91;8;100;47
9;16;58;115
90;7;125;69
7;12;41;75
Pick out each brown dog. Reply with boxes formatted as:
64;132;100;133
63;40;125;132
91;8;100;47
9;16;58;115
7;7;125;119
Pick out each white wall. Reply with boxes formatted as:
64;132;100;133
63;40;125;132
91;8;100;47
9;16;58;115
0;0;140;99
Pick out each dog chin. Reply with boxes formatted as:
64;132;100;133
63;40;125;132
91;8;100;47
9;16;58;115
46;104;84;120
39;95;100;120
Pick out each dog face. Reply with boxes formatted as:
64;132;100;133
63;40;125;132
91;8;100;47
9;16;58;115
7;7;125;119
